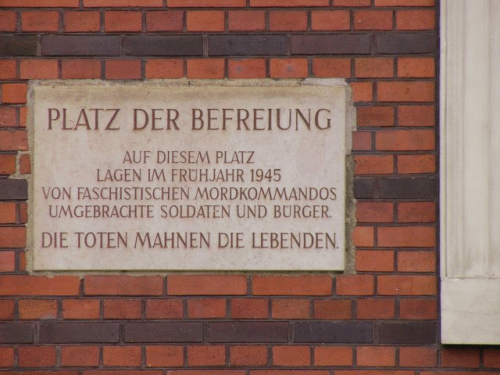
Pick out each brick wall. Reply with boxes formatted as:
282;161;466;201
1;0;499;373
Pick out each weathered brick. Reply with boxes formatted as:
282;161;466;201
19;346;57;367
169;0;246;6
357;106;395;127
0;60;16;79
0;300;15;320
311;10;350;31
146;346;184;367
354;155;394;175
188;345;226;366
378;275;437;296
64;11;100;32
61;60;101;79
356;202;394;223
376;0;434;4
398;57;435;78
269;11;307;31
272;299;310;319
188;298;226;319
356;250;395;272
335;0;371;4
314;346;353;366
442;349;481;369
21;11;59;32
350;82;373;102
399;299;437;320
336;275;374;296
0;323;33;343
273;346;311;366
0;130;27;150
146;59;184;79
187;10;225;32
187;59;225;79
42;35;121;56
2;0;78;5
378;227;435;248
228;59;266;79
253;275;332;296
105;60;142;80
378;321;436;344
0;251;15;272
294;322;373;343
230;346;267;366
2;84;27;104
18;299;57;320
398;251;435;272
397;10;435;31
146;11;183;32
209;35;287;56
62;299;100;320
376;32;437;54
357;346;396;367
104;299;142;319
40;322;120;343
378;176;437;199
352;226;375;247
354;11;393;31
105;11;142;32
0;108;17;128
251;0;329;5
270;58;308;79
61;346;100;367
18;154;30;174
398;201;436;223
0;11;16;32
103;346;142;367
0;347;14;367
125;322;203;343
312;58;351;78
20;59;59;79
355;57;394;78
397;154;436;174
85;275;163;296
292;35;370;55
483;349;500;368
231;298;268;319
0;202;16;223
84;0;162;6
357;299;395;320
208;322;288;343
313;299;351;320
399;346;437;367
228;11;265;31
398;105;435;126
378;82;435;102
146;299;183;319
168;275;246;295
125;35;203;56
0;36;37;56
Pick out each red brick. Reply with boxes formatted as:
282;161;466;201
19;202;28;223
336;275;374;296
376;129;435;151
0;130;28;150
62;299;100;319
230;346;267;366
0;60;16;80
0;347;14;367
187;59;225;79
397;154;435;174
378;226;435;247
0;108;16;128
188;298;226;318
0;227;25;247
441;348;480;368
168;274;246;295
21;11;59;32
61;346;100;367
350;82;373;102
103;346;142;367
269;11;307;31
0;11;16;31
356;202;394;223
397;10;435;30
398;251;435;272
398;57;435;78
187;11;224;32
356;250;395;272
231;298;268;319
104;299;142;319
84;0;162;6
356;58;394;78
146;11;183;32
354;10;392;30
272;299;310;319
355;155;394;175
311;10;349;31
273;346;310;366
399;298;437;319
85;275;163;296
352;226;374;247
398;105;435;126
357;346;396;367
146;59;184;79
253;275;332;296
378;81;435;102
169;0;245;6
19;299;57;320
314;346;353;366
20;107;28;127
19;154;31;174
398;202;436;223
3;0;78;5
357;106;394;127
105;60;141;80
146;346;184;367
64;11;100;32
270;58;308;79
0;202;16;223
399;347;437;367
2;83;28;104
20;59;59;79
188;346;226;366
0;275;79;296
352;131;372;151
228;10;265;31
19;346;57;367
0;300;14;320
312;58;351;78
250;0;328;5
0;251;15;272
484;349;500;368
378;275;437;296
375;0;434;5
146;299;183;319
313;299;351;319
357;299;395;319
228;59;266;79
249;372;327;375
105;11;142;32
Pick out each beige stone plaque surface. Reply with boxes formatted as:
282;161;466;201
30;80;351;271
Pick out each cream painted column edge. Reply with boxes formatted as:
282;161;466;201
441;0;500;344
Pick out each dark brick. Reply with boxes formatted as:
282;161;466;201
294;322;373;343
0;323;33;344
124;35;203;56
378;176;437;199
291;35;370;55
209;35;287;56
208;322;288;343
0;36;37;57
41;35;120;56
125;322;203;343
354;177;376;199
378;321;437;344
40;323;119;343
376;32;437;54
0;179;28;200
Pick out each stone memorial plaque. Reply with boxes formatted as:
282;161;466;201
29;80;351;271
